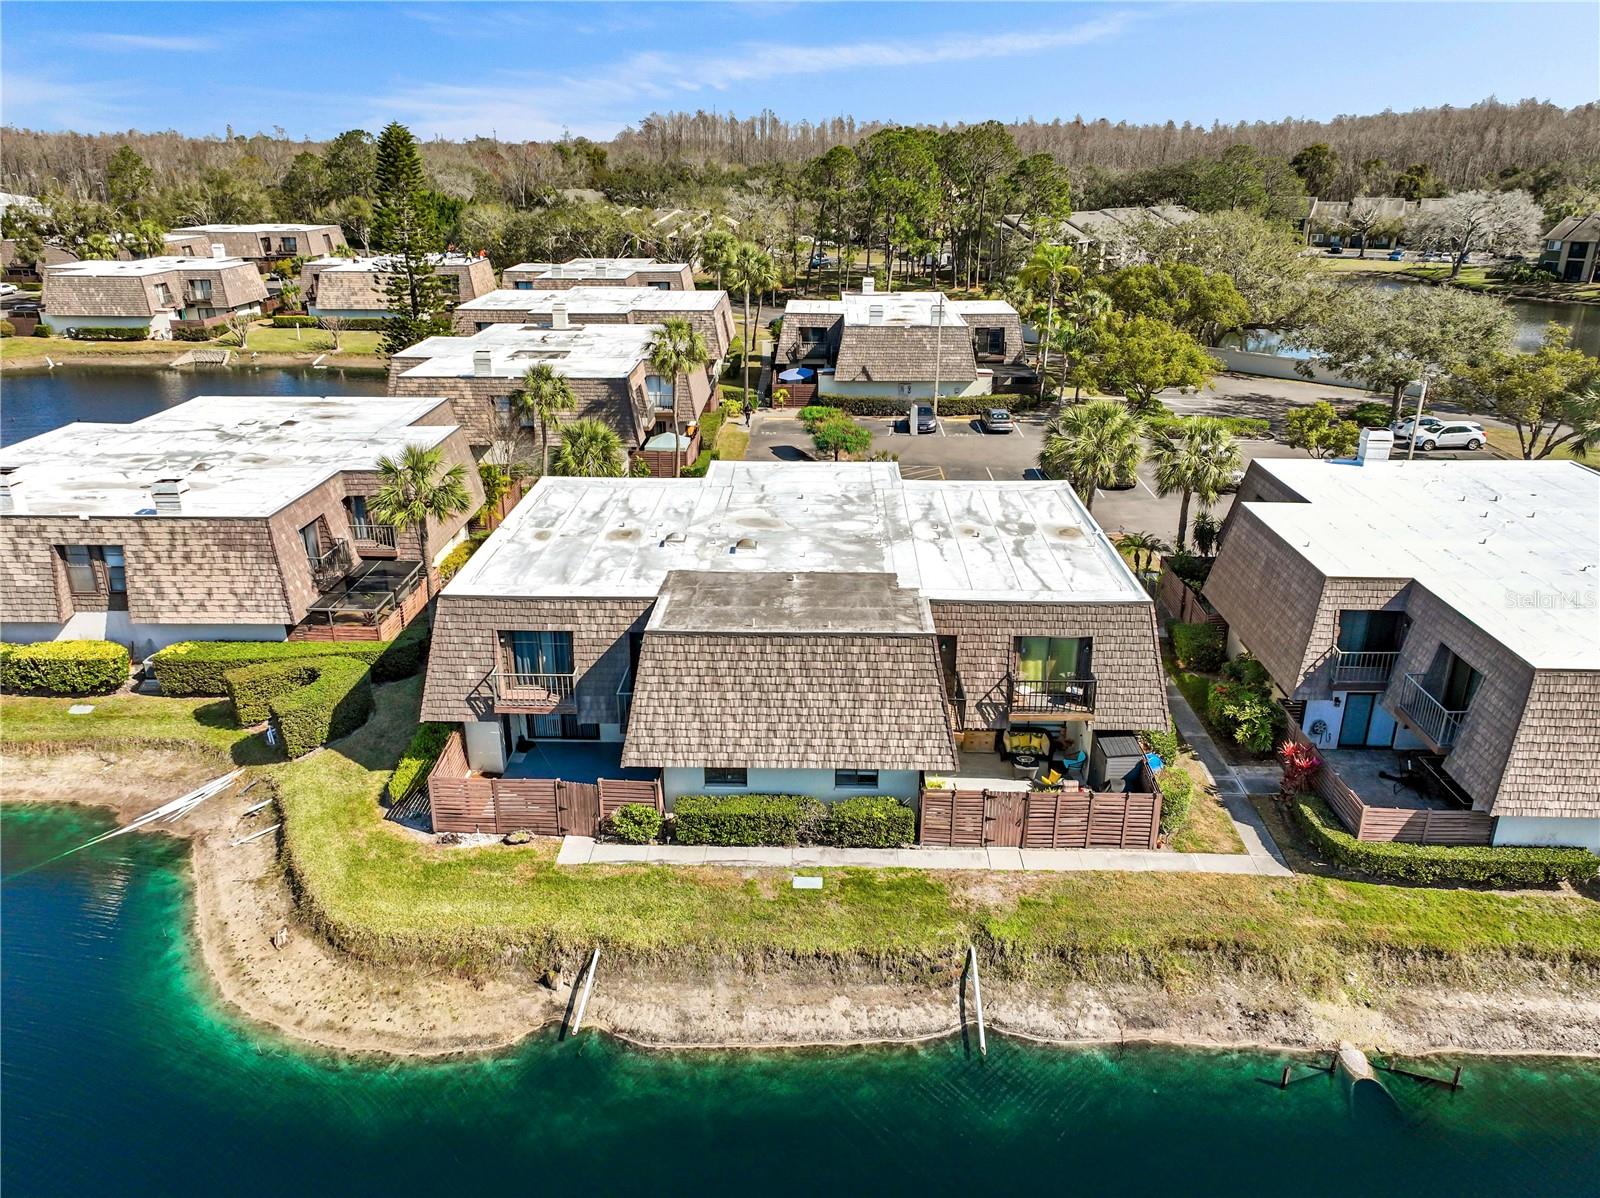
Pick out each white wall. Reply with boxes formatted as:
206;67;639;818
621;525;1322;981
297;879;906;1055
46;314;154;335
1211;346;1423;396
1301;699;1341;750
2;616;287;661
817;376;990;400
661;766;921;808
1493;816;1600;854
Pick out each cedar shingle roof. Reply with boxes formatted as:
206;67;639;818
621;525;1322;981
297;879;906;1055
834;323;977;383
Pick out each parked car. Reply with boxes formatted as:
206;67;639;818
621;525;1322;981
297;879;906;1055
980;408;1014;433
0;283;18;297
1387;249;1405;261
1326;245;1344;255
809;253;838;270
1405;421;1486;452
1391;414;1445;439
912;404;938;435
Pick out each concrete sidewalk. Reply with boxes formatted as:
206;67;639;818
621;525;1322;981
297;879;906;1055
555;837;1291;876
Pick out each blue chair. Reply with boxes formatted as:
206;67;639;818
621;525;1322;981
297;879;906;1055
1061;750;1088;782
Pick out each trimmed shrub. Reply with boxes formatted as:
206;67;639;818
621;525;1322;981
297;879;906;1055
0;639;129;696
673;793;826;846
1222;654;1272;688
266;656;374;758
1206;678;1283;753
33;322;53;337
64;325;147;341
372;618;430;683
439;532;489;583
790;394;1053;419
798;404;842;431
1170;621;1226;672
1141;725;1181;766
821;795;916;847
1348;401;1393;428
1294;796;1599;887
607;803;664;844
1145;413;1271;439
0;319;14;338
387;721;453;802
271;314;319;328
151;639;390;696
170;325;219;342
1155;767;1194;834
224;659;319;724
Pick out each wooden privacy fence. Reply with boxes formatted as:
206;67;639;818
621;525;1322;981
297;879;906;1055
919;785;1161;850
426;732;664;836
1156;563;1224;629
1280;720;1493;845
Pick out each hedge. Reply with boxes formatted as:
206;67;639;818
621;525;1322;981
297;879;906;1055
372;619;431;683
1293;796;1598;887
1145;413;1271;439
439;533;489;582
387;721;453;802
820;795;916;847
1170;621;1226;672
261;656;374;758
0;319;14;338
673;793;827;846
607;803;664;844
0;640;129;696
170;325;219;342
151;640;390;696
65;326;147;341
792;395;1051;419
271;315;319;328
224;659;322;725
1155;767;1193;834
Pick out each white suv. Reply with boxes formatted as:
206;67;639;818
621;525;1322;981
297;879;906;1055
1409;421;1486;451
1391;414;1444;439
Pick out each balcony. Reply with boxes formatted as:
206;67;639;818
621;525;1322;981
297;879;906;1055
1395;672;1468;749
945;672;968;730
1331;649;1399;689
492;670;575;714
1006;672;1097;718
308;539;352;590
616;671;634;731
350;522;398;551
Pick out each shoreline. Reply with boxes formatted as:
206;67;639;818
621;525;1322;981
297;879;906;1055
0;349;386;374
5;745;1599;1064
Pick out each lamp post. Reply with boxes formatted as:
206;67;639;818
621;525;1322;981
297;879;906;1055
932;294;944;421
1406;374;1430;461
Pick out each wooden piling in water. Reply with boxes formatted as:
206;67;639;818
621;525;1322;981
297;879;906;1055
967;945;987;1057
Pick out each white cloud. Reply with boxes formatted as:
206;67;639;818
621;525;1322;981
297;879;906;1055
0;70;144;131
374;11;1139;140
70;33;220;52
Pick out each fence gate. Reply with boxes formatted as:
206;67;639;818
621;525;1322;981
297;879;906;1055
556;781;600;837
983;791;1026;847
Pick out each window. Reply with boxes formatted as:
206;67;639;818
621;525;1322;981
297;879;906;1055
645;374;674;410
260;237;273;255
102;545;126;593
799;325;828;349
1336;610;1408;653
514;280;533;290
299;520;321;563
505;631;574;679
322;234;333;253
1440;652;1484;713
279;237;298;255
705;767;747;787
154;282;174;307
63;545;97;593
649;281;671;291
834;769;878;789
973;327;1005;357
1015;636;1091;682
186;278;212;301
346;495;370;525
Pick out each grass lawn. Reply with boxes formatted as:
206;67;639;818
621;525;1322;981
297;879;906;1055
243;326;383;356
1311;256;1413;274
714;421;750;461
1168;754;1245;854
1484;426;1589;463
5;680;1597;980
1;336;180;361
1400;264;1600;301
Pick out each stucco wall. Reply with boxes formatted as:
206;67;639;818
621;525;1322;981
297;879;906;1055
661;766;920;807
1493;816;1599;853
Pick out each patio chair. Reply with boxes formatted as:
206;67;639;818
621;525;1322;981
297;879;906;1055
1061;750;1088;782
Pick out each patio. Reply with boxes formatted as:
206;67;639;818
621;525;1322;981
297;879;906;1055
1319;747;1462;812
504;741;658;785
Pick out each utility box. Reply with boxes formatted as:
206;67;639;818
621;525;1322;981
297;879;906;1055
1089;733;1145;792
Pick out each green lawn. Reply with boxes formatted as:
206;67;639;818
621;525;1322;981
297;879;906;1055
243;326;382;356
1;336;180;361
5;681;1596;981
1311;256;1413;274
714;422;750;461
1484;426;1589;463
1400;264;1600;300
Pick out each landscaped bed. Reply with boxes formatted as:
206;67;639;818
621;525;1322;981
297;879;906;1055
4;681;1597;987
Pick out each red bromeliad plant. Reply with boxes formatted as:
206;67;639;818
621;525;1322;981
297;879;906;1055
1277;741;1322;799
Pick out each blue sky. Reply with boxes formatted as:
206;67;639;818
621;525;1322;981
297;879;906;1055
2;2;1595;141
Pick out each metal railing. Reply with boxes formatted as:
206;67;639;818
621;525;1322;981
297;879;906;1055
492;671;575;707
945;672;967;729
1396;672;1469;748
350;522;397;549
308;539;351;589
1006;672;1097;715
616;671;634;730
1331;648;1400;688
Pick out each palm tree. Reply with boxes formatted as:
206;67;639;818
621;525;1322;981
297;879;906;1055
700;229;737;290
1037;399;1143;512
551;418;626;478
725;241;778;416
515;363;576;477
1057;287;1112;402
1147;416;1241;551
648;318;711;478
370;444;472;598
1115;530;1169;575
1017;241;1078;397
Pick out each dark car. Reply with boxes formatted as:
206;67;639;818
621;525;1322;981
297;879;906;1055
912;404;938;435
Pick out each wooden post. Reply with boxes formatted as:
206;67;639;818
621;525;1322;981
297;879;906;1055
570;946;600;1038
1280;1064;1293;1089
967;944;987;1057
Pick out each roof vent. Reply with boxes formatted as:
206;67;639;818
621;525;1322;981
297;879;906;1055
0;465;23;514
552;301;569;330
472;348;494;377
869;304;884;324
861;277;876;295
1356;426;1393;465
151;477;189;515
732;536;758;552
660;531;687;547
210;242;226;259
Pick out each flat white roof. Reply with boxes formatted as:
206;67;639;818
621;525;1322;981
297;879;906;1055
507;258;687;280
0;396;457;518
305;253;484;271
394;322;658;380
784;291;1017;328
169;223;335;235
1246;458;1600;671
445;460;1147;605
458;286;725;313
46;255;252;276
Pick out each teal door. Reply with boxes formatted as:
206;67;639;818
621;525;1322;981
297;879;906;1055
1339;693;1375;748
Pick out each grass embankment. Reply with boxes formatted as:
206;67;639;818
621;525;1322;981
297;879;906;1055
1400;264;1600;301
2;336;182;362
243;327;382;356
4;682;1597;985
1483;426;1588;463
2;325;383;367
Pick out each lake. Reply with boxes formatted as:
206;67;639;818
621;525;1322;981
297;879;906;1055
4;803;1599;1198
0;364;388;445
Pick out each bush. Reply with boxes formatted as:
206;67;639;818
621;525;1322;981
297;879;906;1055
372;618;430;683
1145;413;1271;439
271;315;319;328
439;532;489;583
0;639;129;696
170;325;219;341
1206;678;1284;753
1141;725;1181;767
820;795;916;847
1293;797;1598;887
798;404;842;431
387;722;453;802
150;639;390;696
1155;767;1194;834
64;326;147;341
607;803;664;844
263;656;374;758
1166;552;1213;589
1348;401;1393;428
673;793;826;846
0;319;14;338
1222;654;1272;688
33;322;53;337
1170;621;1226;672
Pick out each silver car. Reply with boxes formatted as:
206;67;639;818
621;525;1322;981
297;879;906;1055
1407;421;1486;451
981;408;1014;433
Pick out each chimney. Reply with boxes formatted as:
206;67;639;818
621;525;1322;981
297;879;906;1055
472;348;494;377
860;277;876;295
151;477;189;515
0;465;22;514
552;301;569;330
1356;427;1394;465
869;304;884;325
210;243;226;260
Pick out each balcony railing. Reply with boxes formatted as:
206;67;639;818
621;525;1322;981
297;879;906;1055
1396;672;1468;748
350;522;397;549
1007;672;1097;715
308;539;351;589
617;671;634;731
945;672;967;729
492;671;575;711
1331;648;1400;688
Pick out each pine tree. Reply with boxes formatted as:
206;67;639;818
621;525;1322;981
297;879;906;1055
373;122;449;354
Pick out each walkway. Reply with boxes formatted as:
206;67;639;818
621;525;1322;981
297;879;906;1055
556;837;1290;876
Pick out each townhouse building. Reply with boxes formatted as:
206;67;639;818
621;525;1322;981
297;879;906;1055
41;254;267;338
301;253;498;318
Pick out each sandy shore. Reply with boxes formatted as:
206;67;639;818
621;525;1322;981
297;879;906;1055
6;747;1599;1061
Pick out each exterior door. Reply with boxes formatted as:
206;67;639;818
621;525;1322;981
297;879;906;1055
1339;693;1375;748
983;791;1026;847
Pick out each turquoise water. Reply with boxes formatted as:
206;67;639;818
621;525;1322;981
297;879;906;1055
4;803;1599;1197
